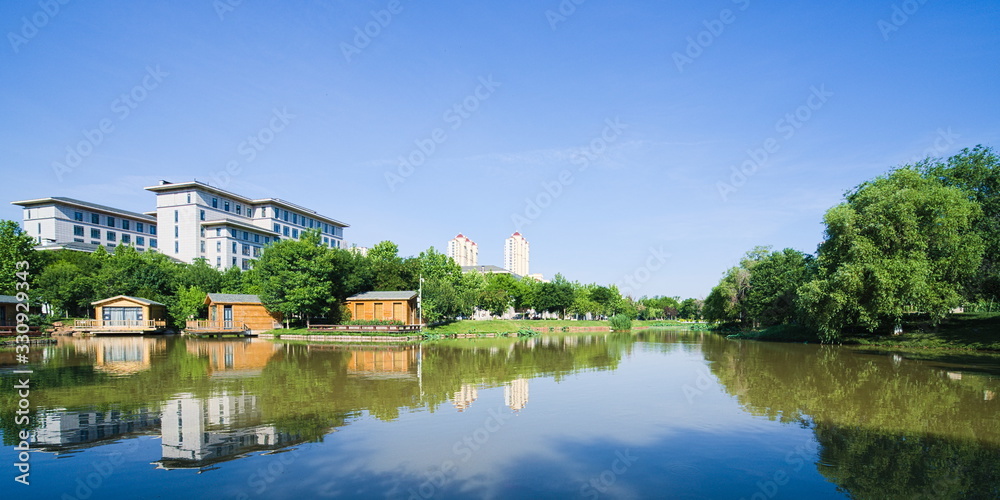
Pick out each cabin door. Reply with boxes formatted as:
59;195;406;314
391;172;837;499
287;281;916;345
223;305;233;329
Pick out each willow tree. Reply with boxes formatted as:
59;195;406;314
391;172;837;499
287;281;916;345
799;168;984;340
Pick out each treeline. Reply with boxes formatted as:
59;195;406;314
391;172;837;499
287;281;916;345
0;221;699;327
703;145;999;341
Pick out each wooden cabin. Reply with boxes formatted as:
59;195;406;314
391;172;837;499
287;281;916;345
345;291;419;324
75;296;167;334
0;295;44;336
188;294;283;334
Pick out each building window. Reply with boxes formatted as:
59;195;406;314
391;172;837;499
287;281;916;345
73;225;84;236
91;213;100;224
107;231;116;242
216;228;221;237
236;204;242;215
200;227;205;237
175;241;179;254
232;242;237;253
243;231;249;240
283;226;289;237
242;244;250;256
150;225;157;235
254;234;260;243
122;234;131;244
283;210;289;222
292;213;298;225
232;257;237;267
224;201;230;212
212;197;218;208
253;247;261;257
264;237;270;245
137;222;144;233
122;220;130;230
150;239;157;248
174;210;179;223
91;228;100;239
248;208;254;218
74;212;84;222
217;242;221;252
187;193;191;204
229;229;236;238
106;216;115;227
273;223;280;233
216;257;221;268
137;236;145;246
292;229;298;238
200;241;206;253
200;210;205;221
242;259;250;270
172;226;177;238
74;238;84;243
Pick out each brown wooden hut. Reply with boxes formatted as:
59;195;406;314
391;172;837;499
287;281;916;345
345;291;418;324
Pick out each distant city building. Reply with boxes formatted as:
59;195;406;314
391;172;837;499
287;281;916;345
504;232;529;277
12;180;349;270
526;273;546;282
460;264;519;279
447;233;478;266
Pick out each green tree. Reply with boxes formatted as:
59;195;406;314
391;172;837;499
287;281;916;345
176;258;223;293
0;220;41;295
255;229;337;326
799;168;984;340
35;261;93;317
93;245;177;302
921;145;1000;301
678;298;703;320
367;241;413;290
167;285;207;329
745;248;815;327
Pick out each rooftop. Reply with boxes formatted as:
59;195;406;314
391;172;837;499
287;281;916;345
346;291;418;301
206;293;263;304
11;197;158;222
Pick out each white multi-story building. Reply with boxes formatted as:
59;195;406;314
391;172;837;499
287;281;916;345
503;232;529;277
145;180;348;270
446;233;478;266
13;180;349;270
12;197;160;252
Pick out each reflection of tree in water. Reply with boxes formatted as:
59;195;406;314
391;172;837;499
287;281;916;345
702;338;1000;499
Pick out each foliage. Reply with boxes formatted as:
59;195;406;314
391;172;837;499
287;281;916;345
609;314;633;332
0;219;42;295
255;229;339;325
167;285;207;329
800;168;983;340
345;319;404;326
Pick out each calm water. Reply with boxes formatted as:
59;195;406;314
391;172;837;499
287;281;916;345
2;331;999;499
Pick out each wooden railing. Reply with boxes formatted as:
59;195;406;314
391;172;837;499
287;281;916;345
308;324;422;333
185;320;248;332
0;325;44;336
73;320;166;330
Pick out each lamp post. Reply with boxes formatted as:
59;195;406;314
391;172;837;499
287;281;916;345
418;275;424;326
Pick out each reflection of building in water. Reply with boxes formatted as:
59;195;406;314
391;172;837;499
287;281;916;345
185;339;279;375
504;378;529;411
158;391;297;469
68;337;167;375
453;384;479;412
345;346;418;377
33;408;160;453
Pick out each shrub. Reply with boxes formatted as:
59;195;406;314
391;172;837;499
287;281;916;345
609;314;633;332
344;319;404;326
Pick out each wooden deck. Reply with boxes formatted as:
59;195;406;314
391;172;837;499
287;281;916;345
307;324;422;334
185;320;254;337
73;319;167;334
0;325;44;337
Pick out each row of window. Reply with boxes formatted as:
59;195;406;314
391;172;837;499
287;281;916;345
73;225;156;247
213;257;253;270
73;211;156;234
209;197;254;218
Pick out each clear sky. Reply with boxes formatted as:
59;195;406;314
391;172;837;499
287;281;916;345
1;1;998;299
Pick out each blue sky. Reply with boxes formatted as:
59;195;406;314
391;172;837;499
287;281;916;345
1;0;998;299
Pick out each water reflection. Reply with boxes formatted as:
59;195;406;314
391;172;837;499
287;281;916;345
1;332;998;498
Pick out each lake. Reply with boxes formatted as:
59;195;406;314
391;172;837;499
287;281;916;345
2;330;999;499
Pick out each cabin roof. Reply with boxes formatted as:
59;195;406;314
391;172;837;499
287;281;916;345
0;295;20;304
91;295;165;306
346;291;418;301
205;293;263;304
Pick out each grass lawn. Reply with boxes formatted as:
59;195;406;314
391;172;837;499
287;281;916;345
423;319;695;334
259;327;417;337
724;313;1000;352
